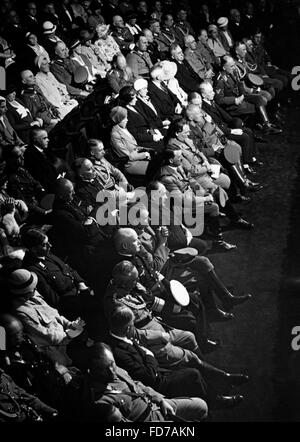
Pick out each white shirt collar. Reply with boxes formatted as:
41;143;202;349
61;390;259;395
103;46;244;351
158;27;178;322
110;332;133;345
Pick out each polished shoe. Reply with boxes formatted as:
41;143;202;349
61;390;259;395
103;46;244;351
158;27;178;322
211;240;237;252
215;394;244;409
231;194;252;204
223;293;252;310
209;308;235;322
231;218;254;230
224;372;249;386
263;123;282;135
253;160;264;167
202;338;221;354
245;181;264;192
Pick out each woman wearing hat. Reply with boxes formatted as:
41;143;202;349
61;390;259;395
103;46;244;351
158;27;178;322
110;106;151;175
41;21;64;59
217;17;234;53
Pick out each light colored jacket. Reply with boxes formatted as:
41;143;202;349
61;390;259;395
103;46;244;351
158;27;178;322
14;291;72;366
110;124;148;168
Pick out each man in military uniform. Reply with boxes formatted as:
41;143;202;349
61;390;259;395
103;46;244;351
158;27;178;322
184;35;214;82
0;368;57;422
84;342;209;422
22;228;94;320
111;15;135;55
103;260;205;368
214;56;281;134
126;35;153;80
109;229;209;344
149;19;172;60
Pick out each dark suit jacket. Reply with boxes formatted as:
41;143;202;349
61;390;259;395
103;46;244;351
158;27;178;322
109;336;162;389
202;100;233;137
23;250;83;308
109;335;208;399
126;107;164;152
148;82;179;121
24;145;59;192
173;60;200;93
135;97;164;130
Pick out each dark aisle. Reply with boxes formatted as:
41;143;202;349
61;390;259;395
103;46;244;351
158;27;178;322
203;102;300;421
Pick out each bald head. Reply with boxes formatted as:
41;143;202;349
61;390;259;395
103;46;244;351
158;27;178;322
113;15;124;27
55;41;69;58
114;228;141;255
0;313;24;349
199;81;215;101
21;70;36;86
184;34;197;50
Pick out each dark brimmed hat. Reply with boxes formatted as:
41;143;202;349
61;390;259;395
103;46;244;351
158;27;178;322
69;39;81;51
3;84;17;96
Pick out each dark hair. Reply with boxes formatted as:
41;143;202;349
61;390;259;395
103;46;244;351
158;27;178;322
110;305;134;336
133;33;145;44
112;260;135;279
187;91;201;102
72;157;89;175
87;138;103;154
29;126;45;144
22;228;47;249
118;85;136;106
167;117;188;139
88;342;113;375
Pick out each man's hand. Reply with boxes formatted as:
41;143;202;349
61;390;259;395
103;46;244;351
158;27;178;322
175;103;182;114
78;282;94;295
153;133;163;142
62;372;73;384
160;332;170;343
156;226;168;246
71;318;86;329
84;217;94;225
235;95;244;106
160;400;176;418
205;194;214;203
231;128;243;135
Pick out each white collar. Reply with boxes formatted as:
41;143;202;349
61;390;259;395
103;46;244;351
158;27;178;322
110;332;133;345
34;145;44;153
